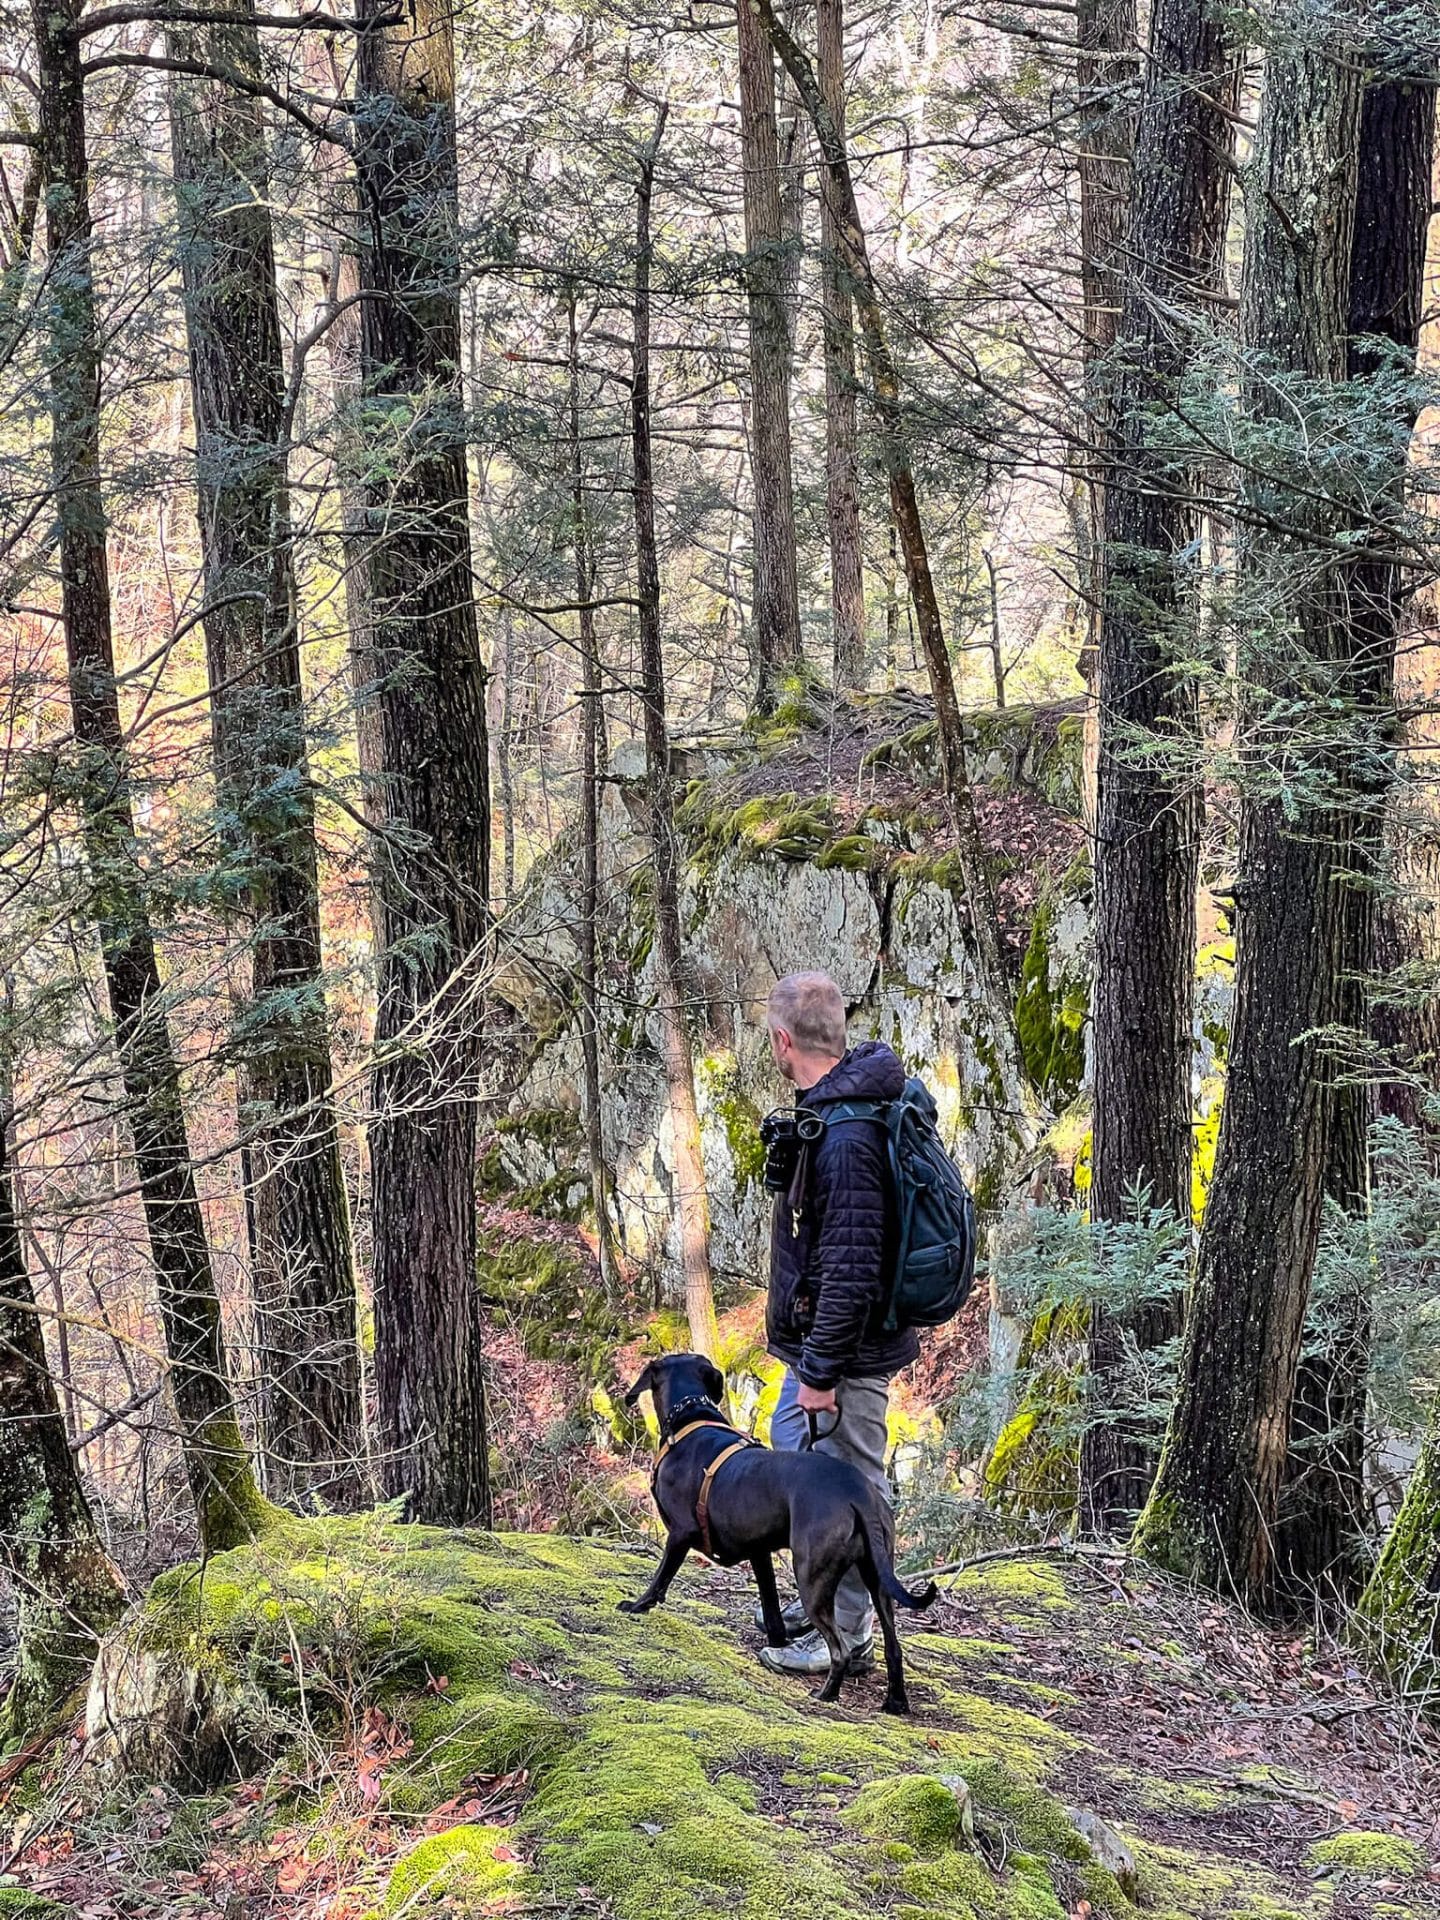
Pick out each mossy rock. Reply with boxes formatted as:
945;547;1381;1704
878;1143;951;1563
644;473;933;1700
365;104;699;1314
385;1822;523;1911
847;1773;973;1851
84;1518;1340;1920
1307;1831;1424;1877
0;1892;64;1917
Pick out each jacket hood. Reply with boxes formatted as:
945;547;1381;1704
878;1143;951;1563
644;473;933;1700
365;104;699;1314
804;1040;908;1106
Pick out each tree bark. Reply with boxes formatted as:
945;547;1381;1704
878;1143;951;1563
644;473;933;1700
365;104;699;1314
29;0;267;1554
1275;70;1435;1606
567;292;619;1295
310;36;385;838
816;0;865;690
753;0;1026;1087
1073;0;1137;824
0;1106;124;1735
736;0;804;705
1080;0;1237;1534
355;0;493;1524
632;110;720;1358
1136;14;1365;1604
168;17;363;1509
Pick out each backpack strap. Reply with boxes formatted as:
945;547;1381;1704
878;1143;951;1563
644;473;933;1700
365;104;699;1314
817;1097;891;1128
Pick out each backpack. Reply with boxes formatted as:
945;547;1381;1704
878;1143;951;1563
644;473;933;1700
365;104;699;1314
819;1077;978;1333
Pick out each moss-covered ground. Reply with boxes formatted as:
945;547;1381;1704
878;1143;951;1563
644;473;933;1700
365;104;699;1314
7;1517;1435;1919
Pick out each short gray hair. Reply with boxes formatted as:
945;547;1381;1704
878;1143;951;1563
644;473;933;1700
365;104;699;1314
767;972;847;1055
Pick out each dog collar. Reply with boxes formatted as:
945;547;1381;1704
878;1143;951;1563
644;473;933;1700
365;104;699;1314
651;1418;737;1482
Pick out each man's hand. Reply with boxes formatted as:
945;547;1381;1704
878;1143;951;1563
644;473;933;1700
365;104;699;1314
796;1380;837;1415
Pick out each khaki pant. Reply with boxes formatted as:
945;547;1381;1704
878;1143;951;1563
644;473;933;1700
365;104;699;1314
772;1367;891;1646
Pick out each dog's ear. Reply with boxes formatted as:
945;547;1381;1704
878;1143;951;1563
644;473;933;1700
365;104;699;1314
702;1358;726;1406
623;1359;658;1408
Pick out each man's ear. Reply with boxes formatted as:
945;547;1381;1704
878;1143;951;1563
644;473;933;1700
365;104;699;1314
702;1358;726;1406
623;1360;658;1409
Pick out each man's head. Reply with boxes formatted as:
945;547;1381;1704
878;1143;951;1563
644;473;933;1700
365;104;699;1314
767;971;848;1091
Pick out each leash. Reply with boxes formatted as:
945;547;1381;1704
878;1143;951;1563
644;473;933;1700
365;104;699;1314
802;1407;841;1452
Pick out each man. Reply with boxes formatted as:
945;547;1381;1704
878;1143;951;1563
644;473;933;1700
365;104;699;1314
757;969;916;1678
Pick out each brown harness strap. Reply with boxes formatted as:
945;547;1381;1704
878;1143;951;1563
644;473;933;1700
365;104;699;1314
695;1439;754;1559
651;1419;735;1488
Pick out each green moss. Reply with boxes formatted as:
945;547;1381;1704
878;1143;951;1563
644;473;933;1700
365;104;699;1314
897;1851;995;1910
748;669;826;743
815;835;886;873
861;719;940;775
983;1303;1084;1526
106;1515;1333;1920
0;1892;63;1916
699;1053;767;1193
847;1775;970;1852
1307;1831;1423;1877
385;1823;522;1912
475;1227;619;1382
1014;904;1084;1105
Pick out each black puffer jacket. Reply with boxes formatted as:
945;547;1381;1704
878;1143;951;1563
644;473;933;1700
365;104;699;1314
766;1041;919;1387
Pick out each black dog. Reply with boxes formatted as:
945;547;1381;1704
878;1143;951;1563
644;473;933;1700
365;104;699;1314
618;1352;937;1714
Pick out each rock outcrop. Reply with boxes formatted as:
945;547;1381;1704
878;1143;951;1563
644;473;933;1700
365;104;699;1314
488;694;1090;1303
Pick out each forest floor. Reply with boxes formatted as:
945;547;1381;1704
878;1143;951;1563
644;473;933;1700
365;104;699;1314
1;1519;1436;1920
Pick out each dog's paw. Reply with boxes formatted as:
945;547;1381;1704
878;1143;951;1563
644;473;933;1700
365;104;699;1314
881;1695;911;1717
616;1598;649;1614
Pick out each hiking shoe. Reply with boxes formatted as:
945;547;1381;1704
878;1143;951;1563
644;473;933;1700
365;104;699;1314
757;1629;875;1679
752;1598;810;1640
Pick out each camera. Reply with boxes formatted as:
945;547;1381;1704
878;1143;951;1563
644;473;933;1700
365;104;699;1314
759;1105;825;1195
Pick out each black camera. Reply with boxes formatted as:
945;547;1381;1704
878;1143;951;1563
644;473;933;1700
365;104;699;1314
759;1105;825;1195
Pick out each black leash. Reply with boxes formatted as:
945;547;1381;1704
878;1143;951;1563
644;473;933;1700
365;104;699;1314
802;1406;841;1452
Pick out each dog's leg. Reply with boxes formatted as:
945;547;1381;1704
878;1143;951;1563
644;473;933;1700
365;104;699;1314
751;1552;788;1647
794;1559;848;1703
870;1585;909;1716
618;1532;690;1613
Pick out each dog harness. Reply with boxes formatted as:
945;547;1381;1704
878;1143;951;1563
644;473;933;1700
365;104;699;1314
651;1412;759;1559
694;1440;754;1559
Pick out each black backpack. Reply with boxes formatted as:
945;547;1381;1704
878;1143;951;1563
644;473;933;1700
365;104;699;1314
820;1077;978;1332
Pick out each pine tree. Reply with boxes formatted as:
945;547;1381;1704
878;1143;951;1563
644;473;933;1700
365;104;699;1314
355;0;493;1523
167;15;363;1508
30;0;268;1553
0;1103;123;1734
1136;3;1365;1602
1081;0;1237;1533
630;108;720;1359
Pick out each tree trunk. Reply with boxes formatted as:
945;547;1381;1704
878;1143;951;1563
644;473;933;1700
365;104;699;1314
816;0;865;690
631;110;720;1359
0;1106;124;1735
1276;71;1435;1606
355;0;493;1524
29;0;267;1554
311;36;385;838
567;292;619;1295
1080;0;1237;1534
168;18;363;1510
754;0;1028;1101
736;0;804;705
1073;0;1137;824
1136;16;1365;1604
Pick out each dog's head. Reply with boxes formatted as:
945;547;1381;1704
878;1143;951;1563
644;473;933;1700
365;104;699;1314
623;1351;726;1430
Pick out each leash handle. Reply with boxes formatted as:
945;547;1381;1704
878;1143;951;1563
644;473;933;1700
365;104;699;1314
804;1407;841;1450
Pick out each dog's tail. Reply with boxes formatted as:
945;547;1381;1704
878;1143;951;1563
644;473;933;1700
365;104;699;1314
857;1503;938;1612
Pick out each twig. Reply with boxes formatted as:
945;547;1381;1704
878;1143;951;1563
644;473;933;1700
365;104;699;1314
911;1539;1123;1586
